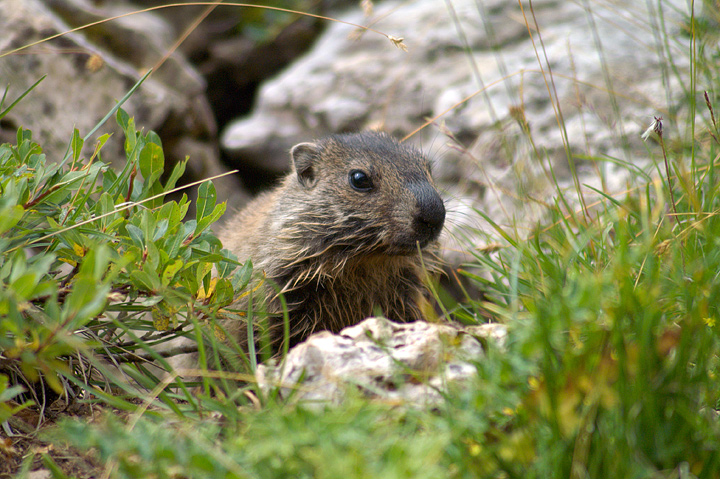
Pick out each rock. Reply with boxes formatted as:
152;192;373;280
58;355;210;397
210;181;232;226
220;0;696;249
130;0;325;130
28;470;52;479
0;0;243;210
256;317;508;405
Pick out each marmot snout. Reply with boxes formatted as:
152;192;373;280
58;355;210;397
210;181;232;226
220;131;445;354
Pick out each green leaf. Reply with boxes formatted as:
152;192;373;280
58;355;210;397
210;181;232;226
63;276;109;325
11;273;42;301
143;180;165;209
0;205;24;234
182;220;196;241
116;108;130;138
94;133;112;155
145;240;160;271
101;168;118;193
164;229;186;259
123;119;137;158
232;259;253;291
70;128;83;166
80;243;111;279
196;203;226;236
164;158;187;193
140;209;156;244
161;258;184;286
130;269;161;292
211;278;235;308
196;181;216;222
139;142;164;184
146;131;163;148
31;280;57;300
156;202;177;227
67;163;105;224
126;224;145;248
197;262;213;295
153;218;169;242
217;249;239;278
151;306;171;331
94;192;115;229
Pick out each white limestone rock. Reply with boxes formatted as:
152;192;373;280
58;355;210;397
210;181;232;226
257;317;508;406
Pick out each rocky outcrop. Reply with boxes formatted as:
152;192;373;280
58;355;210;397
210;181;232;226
257;317;507;405
0;0;242;207
220;0;697;255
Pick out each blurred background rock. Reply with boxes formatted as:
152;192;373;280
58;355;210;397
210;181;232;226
1;0;710;258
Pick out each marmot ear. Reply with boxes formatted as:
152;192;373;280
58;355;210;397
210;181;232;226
290;142;321;188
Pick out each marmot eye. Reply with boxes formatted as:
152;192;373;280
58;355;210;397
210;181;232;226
348;169;373;192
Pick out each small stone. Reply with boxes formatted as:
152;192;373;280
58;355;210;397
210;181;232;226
257;317;508;406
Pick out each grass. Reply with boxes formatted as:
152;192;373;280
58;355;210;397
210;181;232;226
2;1;720;478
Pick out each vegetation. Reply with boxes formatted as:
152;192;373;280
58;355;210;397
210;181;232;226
2;1;720;478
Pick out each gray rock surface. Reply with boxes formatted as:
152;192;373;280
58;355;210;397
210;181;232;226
221;0;695;253
0;0;243;207
257;317;507;405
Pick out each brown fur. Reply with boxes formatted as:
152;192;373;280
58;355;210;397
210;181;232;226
219;132;445;354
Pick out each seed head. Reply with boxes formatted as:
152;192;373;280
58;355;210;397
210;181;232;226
641;116;663;141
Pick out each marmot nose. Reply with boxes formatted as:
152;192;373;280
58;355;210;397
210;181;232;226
410;183;446;243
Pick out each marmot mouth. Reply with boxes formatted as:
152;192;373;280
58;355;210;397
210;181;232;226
382;237;436;256
382;221;443;255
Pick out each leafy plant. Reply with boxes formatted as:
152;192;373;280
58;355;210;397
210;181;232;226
0;79;251;434
4;1;720;478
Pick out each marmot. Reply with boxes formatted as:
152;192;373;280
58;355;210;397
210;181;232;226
219;131;445;355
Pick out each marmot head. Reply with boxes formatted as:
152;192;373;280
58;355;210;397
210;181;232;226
286;131;445;259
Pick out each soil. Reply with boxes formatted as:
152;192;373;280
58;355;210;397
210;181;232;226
1;398;106;478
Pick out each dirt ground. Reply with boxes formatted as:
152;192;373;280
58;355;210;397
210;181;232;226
1;398;105;478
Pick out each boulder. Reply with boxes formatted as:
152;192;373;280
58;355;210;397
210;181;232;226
220;0;696;253
257;317;508;405
0;0;244;208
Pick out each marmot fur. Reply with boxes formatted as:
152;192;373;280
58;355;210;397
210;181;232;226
219;131;445;354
